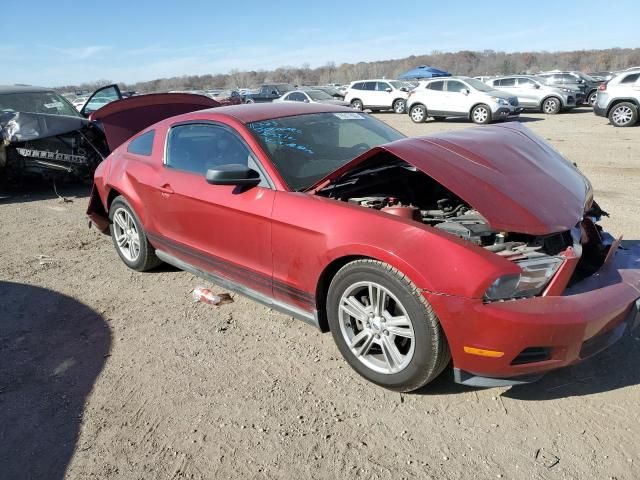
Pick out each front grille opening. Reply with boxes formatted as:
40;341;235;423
511;347;552;365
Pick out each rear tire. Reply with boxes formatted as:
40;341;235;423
588;91;598;107
542;97;561;114
471;104;492;124
608;102;638;127
409;104;427;123
393;99;406;114
350;99;364;111
326;259;450;392
109;196;162;272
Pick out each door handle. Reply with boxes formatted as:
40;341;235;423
157;184;174;195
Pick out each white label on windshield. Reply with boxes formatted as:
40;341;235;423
44;102;63;109
333;112;365;120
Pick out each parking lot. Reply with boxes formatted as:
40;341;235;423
1;107;639;479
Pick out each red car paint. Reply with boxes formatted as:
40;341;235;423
88;103;640;382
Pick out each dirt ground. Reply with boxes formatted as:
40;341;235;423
1;107;639;480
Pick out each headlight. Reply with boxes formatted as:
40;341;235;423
484;257;564;301
490;96;509;105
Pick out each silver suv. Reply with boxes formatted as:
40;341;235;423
538;71;600;105
486;75;579;114
594;71;640;127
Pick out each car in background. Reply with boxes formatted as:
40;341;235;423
594;70;640;127
405;76;520;124
243;84;295;103
589;71;614;82
274;89;350;107
486;75;579;114
310;85;345;100
0;84;219;184
473;76;495;83
538;71;601;106
209;89;242;106
72;95;90;111
87;102;640;392
344;79;409;113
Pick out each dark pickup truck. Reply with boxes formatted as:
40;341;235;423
242;84;295;103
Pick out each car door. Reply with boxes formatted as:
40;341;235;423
81;84;122;116
359;81;377;107
444;79;471;115
422;80;446;114
374;81;393;108
147;122;276;298
514;77;538;107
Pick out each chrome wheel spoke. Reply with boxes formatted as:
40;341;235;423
340;296;369;323
356;332;375;357
381;336;403;372
114;213;127;231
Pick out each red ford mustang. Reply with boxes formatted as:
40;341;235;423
87;103;640;392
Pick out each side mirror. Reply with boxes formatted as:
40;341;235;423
533;83;540;89
206;164;261;187
303;99;310;103
385;88;392;93
400;87;408;92
461;88;470;95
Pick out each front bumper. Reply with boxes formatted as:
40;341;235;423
493;106;522;118
427;242;640;385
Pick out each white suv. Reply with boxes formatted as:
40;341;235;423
405;76;521;124
594;71;640;127
344;79;410;113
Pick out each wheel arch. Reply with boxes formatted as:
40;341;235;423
606;98;640;116
313;248;437;333
541;94;563;108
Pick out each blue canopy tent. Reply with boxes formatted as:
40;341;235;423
397;65;451;80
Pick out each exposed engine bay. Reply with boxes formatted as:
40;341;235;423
317;158;611;287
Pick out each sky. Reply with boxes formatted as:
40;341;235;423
2;0;639;87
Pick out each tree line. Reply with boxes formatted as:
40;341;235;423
58;47;640;93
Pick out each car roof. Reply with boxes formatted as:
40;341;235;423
194;102;354;123
0;85;55;94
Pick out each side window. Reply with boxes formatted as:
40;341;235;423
517;77;534;86
427;81;444;91
376;82;390;91
363;81;376;91
127;130;155;156
446;80;467;92
620;73;640;84
352;82;363;90
289;92;305;102
166;124;254;175
500;78;516;87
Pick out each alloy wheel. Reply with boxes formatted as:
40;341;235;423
473;106;489;123
338;281;415;374
410;105;426;123
543;99;559;114
112;207;141;262
612;105;634;126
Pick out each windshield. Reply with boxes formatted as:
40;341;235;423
307;90;333;100
464;78;493;92
0;91;81;117
248;112;405;191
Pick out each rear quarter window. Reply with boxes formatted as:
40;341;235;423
127;130;155;156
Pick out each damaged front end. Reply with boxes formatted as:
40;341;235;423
0;111;108;183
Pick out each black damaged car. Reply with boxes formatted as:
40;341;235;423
0;84;220;187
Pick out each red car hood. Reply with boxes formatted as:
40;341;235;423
312;123;592;235
89;93;220;151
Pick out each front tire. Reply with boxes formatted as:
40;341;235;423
542;97;561;114
392;99;406;114
409;104;427;123
109;196;161;271
350;99;364;111
327;259;450;392
608;102;638;127
471;104;492;124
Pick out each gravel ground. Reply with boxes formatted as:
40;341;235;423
1;107;639;480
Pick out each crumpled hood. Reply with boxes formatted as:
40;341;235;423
0;111;89;143
312;122;592;235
